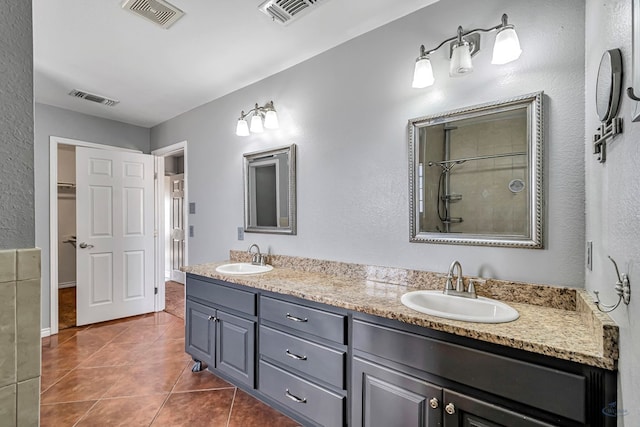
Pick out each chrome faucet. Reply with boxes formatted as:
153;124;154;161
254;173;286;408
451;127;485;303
247;244;266;266
443;260;477;298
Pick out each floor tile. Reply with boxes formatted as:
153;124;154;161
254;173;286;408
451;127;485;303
145;338;191;363
40;401;96;427
40;369;71;393
228;389;300;427
173;367;234;392
151;389;235;426
103;360;188;398
76;394;167;427
137;311;183;326
83;341;152;368
41;367;125;404
110;324;169;344
41;342;105;372
157;321;186;340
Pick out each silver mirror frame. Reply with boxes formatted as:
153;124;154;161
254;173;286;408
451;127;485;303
408;91;544;248
243;144;297;235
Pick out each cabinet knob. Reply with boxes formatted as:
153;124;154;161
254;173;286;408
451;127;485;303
429;397;439;409
445;403;456;415
208;315;217;322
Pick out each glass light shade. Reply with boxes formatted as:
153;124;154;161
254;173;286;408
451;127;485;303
449;42;473;76
250;114;264;133
236;118;250;136
412;57;435;88
264;110;279;129
491;27;522;64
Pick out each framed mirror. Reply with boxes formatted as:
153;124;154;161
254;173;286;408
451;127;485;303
408;92;543;248
244;144;296;235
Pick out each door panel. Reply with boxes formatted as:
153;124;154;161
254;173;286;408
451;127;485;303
170;174;185;283
76;147;155;326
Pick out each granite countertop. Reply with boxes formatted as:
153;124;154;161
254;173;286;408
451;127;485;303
183;252;618;370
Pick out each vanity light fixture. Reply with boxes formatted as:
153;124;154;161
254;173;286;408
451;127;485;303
236;101;279;136
412;13;522;88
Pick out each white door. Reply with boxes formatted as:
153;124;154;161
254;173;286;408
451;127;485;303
170;174;185;284
75;147;155;326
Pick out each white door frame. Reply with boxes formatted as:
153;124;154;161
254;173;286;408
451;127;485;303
49;136;144;336
151;141;188;305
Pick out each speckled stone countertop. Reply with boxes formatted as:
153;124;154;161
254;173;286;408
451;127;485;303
182;251;618;370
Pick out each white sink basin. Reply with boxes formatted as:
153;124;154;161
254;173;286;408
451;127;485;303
400;290;519;323
215;263;273;275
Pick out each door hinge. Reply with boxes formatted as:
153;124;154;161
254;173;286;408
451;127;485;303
154;287;158;295
154;172;158;180
154;229;158;237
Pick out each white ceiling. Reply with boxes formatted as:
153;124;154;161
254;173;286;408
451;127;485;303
33;0;438;128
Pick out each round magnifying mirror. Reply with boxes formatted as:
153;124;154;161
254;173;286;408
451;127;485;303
595;49;623;122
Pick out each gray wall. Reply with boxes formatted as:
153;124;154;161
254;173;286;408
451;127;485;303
34;103;150;329
151;0;586;287
0;1;34;250
585;0;640;424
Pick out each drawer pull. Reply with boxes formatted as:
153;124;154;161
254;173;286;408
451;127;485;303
285;349;308;361
285;389;307;403
285;313;308;322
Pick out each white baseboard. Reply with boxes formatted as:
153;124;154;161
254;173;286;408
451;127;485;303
41;328;51;338
58;282;76;289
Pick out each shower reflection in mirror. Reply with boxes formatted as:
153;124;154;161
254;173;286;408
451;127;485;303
409;92;543;248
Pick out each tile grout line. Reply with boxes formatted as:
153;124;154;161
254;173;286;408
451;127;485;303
226;387;238;427
148;358;191;425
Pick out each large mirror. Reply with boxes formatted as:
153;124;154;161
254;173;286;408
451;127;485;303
408;92;543;248
244;144;296;235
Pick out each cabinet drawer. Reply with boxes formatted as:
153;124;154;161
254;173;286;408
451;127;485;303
187;276;256;316
353;319;586;423
260;325;346;389
259;361;345;427
260;296;346;344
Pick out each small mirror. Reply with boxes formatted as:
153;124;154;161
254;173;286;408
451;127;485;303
244;144;296;235
595;49;622;122
408;92;543;248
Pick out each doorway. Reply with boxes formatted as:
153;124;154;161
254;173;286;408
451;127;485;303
49;137;157;335
152;141;188;319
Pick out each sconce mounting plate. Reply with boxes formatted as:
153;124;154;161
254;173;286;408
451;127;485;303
449;33;481;58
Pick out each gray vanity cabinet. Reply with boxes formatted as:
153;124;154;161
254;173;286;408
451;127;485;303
258;295;348;427
352;357;443;426
185;276;257;388
352;317;614;427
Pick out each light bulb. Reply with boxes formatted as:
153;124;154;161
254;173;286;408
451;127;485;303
449;41;473;76
492;27;522;65
236;118;249;136
264;110;279;129
412;57;435;88
250;114;264;133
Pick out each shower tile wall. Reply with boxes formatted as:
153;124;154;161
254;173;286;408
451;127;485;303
449;117;528;235
0;248;41;426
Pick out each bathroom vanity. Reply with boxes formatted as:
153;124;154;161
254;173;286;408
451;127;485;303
184;253;617;427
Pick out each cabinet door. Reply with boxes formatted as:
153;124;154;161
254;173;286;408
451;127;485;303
352;357;442;427
185;300;216;367
442;390;555;427
216;310;255;388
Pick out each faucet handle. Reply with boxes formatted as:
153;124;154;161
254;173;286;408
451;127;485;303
467;280;477;298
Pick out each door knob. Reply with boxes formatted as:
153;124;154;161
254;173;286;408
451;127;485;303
78;242;94;249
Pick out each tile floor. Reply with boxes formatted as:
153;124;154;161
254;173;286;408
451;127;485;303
40;311;299;426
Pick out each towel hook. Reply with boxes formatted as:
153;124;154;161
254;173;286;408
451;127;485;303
593;256;631;312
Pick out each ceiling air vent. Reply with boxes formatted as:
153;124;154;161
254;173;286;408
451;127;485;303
69;89;120;107
121;0;185;29
258;0;325;25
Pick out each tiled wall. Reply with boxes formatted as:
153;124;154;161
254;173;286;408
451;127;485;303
0;249;41;426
